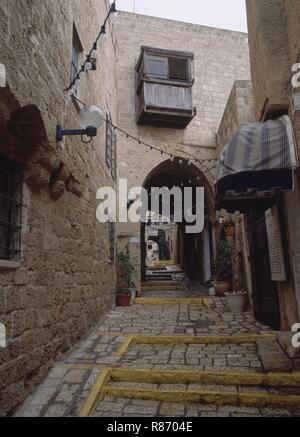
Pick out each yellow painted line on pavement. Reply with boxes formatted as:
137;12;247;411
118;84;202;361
109;368;300;387
116;336;135;356
115;333;276;355
79;367;300;415
153;260;175;267
79;368;112;417
135;297;209;305
142;282;185;287
142;286;189;291
101;386;300;408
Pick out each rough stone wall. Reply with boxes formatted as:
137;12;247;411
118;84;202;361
246;0;300;326
217;80;255;152
115;12;251;284
0;0;118;415
245;0;290;120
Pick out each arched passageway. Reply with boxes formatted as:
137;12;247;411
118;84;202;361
141;159;215;284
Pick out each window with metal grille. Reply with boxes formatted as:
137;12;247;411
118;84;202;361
70;25;83;90
105;113;117;180
108;221;116;264
0;157;22;261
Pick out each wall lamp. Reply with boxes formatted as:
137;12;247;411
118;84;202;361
56;105;103;144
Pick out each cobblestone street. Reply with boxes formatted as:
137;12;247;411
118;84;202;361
16;285;300;418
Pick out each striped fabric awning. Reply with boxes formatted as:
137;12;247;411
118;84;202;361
215;116;298;212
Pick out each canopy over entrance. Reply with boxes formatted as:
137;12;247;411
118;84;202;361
215;116;298;212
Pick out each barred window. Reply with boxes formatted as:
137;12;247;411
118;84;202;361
108;221;116;264
105;113;117;180
0;157;22;261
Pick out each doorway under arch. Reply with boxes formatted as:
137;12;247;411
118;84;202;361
141;159;215;284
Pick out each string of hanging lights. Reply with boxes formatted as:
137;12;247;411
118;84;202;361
60;0;217;177
68;92;218;176
64;1;118;98
104;118;218;175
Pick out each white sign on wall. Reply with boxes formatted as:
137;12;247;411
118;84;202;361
265;206;286;282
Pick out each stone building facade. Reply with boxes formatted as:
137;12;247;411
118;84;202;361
1;0;285;416
115;12;251;286
0;0;118;415
244;0;300;328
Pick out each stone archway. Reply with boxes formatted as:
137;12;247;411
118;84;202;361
141;159;215;283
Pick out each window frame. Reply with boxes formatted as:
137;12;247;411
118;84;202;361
108;221;116;264
105;113;117;181
144;51;193;84
0;156;23;263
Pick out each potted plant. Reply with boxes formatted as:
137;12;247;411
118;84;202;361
205;280;216;296
223;217;235;237
116;288;132;307
116;245;135;307
225;290;247;313
225;226;248;313
214;238;234;296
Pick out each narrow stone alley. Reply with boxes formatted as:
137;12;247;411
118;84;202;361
16;275;300;418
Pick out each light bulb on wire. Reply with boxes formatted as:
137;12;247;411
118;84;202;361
91;43;98;60
110;1;118;23
99;25;108;43
85;60;93;71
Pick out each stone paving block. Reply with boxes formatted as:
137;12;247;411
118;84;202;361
48;367;68;379
17;296;296;417
123;404;159;415
55;384;79;403
277;332;300;360
257;338;293;372
18;405;43;417
159;402;185;416
30;387;57;406
64;369;88;384
44;404;67;417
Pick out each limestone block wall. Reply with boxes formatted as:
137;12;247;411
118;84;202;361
115;12;251;282
245;0;290;120
217;80;255;152
246;0;300;327
0;0;118;415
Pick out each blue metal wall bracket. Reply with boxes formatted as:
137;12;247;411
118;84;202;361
56;124;97;142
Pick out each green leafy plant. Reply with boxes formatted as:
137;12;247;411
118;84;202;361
223;214;235;228
117;245;135;288
116;288;131;296
214;238;234;282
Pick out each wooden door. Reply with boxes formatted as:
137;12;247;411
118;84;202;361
252;215;280;330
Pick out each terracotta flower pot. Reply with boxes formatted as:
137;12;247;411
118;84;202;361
116;294;131;307
224;226;235;237
215;281;232;297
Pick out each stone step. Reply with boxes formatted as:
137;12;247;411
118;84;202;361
102;384;300;408
135;297;209;305
79;367;300;416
